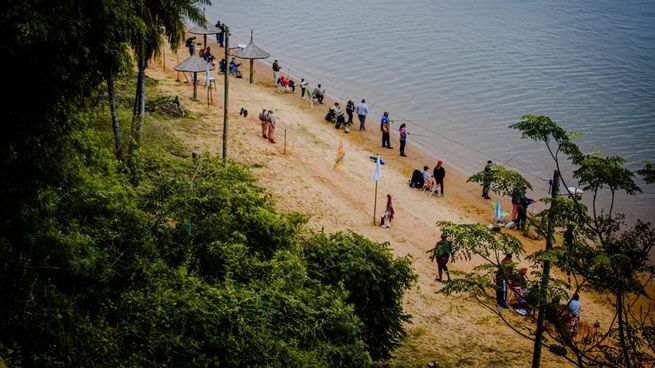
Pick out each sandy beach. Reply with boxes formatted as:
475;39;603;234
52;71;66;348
148;40;619;367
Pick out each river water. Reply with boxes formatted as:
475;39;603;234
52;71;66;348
206;0;655;223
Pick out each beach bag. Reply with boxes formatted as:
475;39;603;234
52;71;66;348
409;169;424;188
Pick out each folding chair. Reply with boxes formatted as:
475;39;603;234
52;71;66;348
423;180;441;197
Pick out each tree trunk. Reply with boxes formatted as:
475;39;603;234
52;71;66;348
531;170;560;368
617;294;632;368
106;73;123;160
130;50;147;155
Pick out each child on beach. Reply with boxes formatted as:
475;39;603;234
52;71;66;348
380;194;394;228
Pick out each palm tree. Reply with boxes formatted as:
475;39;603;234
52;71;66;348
96;0;134;160
129;0;207;172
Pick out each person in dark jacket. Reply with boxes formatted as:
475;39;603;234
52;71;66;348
346;100;355;125
433;160;445;197
482;160;493;199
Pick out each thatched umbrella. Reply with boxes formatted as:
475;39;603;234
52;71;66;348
231;30;271;84
189;24;221;49
174;55;215;100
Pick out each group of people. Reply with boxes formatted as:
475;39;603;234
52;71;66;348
258;109;277;144
409;161;446;197
493;252;581;333
510;185;535;233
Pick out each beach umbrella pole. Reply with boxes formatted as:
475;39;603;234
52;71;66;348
373;181;378;225
250;59;254;84
193;72;198;100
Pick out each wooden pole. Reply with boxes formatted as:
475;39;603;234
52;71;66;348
373;181;378;225
162;49;166;70
284;129;287;155
176;53;180;81
193;72;197;100
531;170;560;368
203;34;207;49
222;26;229;165
250;59;254;84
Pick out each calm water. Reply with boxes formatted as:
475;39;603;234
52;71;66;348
207;0;655;223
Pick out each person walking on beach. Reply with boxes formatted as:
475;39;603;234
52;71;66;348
299;78;308;98
346;100;355;126
185;36;196;56
380;194;394;228
511;186;522;223
272;59;281;85
314;84;325;104
482;160;493;199
355;99;369;130
430;233;452;282
258;108;270;139
267;110;277;143
381;114;392;149
399;123;408;157
433;160;445;196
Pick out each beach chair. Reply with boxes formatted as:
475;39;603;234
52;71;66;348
423;180;441;197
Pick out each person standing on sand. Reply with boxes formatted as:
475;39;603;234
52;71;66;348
399;123;408;157
482;160;493;199
258;109;269;139
215;21;224;47
433;160;445;197
299;78;308;98
381;115;392;149
380;194;394;228
185;36;196;56
356;99;369;130
430;233;452;282
346;100;355;126
267;110;277;143
495;253;514;308
272;59;281;85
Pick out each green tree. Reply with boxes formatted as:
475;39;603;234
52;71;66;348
444;115;654;367
303;232;418;362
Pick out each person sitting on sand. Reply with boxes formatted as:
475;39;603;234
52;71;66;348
203;47;215;63
380;194;394;228
229;58;241;76
313;84;325;104
218;58;226;74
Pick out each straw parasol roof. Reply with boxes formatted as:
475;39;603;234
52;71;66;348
188;23;221;48
188;24;221;35
231;30;270;83
231;30;271;59
174;55;215;100
174;55;215;73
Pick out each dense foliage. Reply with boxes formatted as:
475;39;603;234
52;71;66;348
0;1;417;366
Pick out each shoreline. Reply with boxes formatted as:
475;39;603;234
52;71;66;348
156;36;619;367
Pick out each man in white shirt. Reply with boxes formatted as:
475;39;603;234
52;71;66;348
355;99;369;131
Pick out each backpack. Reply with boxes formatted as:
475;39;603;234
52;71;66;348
409;169;424;188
